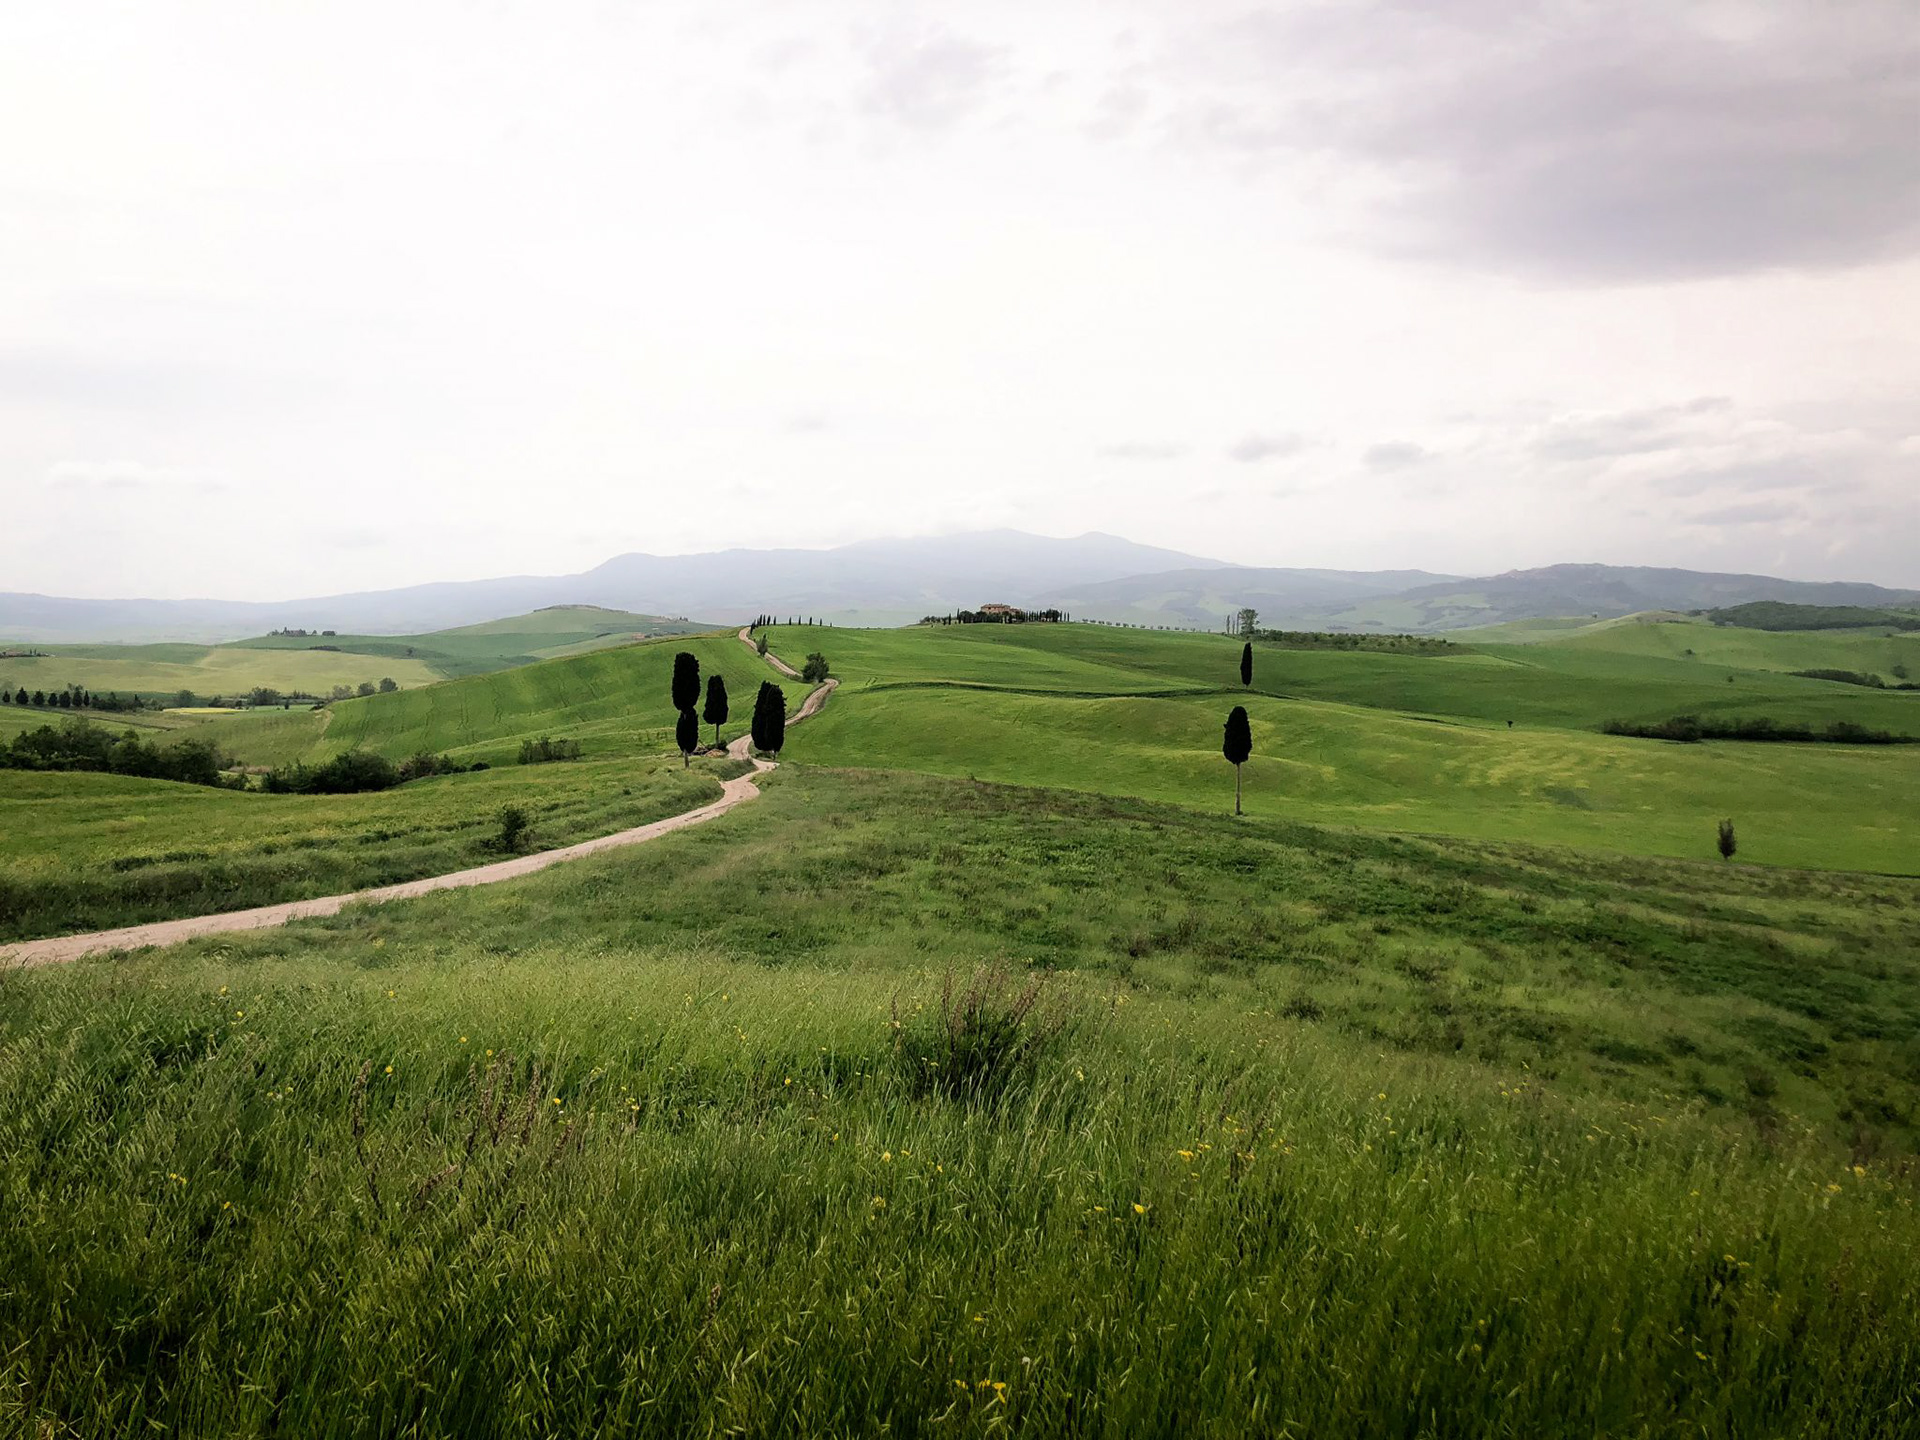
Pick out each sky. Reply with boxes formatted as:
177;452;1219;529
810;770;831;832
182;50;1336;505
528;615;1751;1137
4;0;1919;600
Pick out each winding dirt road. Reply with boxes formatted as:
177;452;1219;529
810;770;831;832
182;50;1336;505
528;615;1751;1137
1;634;833;969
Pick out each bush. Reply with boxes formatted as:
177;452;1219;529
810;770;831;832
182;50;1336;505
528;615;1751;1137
395;751;482;783
262;750;400;795
802;652;830;683
496;805;531;853
890;963;1073;1105
518;736;582;765
1602;715;1915;745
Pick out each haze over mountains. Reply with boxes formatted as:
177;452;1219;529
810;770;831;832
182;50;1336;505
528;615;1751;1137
3;532;1915;642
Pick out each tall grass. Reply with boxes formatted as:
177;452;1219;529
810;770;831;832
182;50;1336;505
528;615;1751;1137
1;949;1914;1436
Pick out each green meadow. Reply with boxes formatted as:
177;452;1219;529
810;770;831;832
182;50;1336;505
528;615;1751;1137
3;770;1917;1436
5;617;1920;1434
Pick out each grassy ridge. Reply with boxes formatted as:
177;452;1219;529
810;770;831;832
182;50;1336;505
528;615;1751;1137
2;769;1915;1434
773;622;1920;733
1476;613;1920;681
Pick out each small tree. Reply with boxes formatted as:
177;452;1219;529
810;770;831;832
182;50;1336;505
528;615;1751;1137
751;680;787;756
1236;607;1258;636
703;674;729;747
497;804;531;852
756;634;769;657
378;677;398;693
1239;642;1253;688
672;651;701;714
802;652;830;684
1717;818;1737;861
1222;705;1252;815
356;681;376;697
675;706;699;768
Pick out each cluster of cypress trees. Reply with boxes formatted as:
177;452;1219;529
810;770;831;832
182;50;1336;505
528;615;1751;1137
1222;641;1255;815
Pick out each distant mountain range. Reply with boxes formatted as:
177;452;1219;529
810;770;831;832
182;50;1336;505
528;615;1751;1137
2;534;1915;642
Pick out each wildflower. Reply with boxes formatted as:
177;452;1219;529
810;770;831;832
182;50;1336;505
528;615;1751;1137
881;1150;892;1162
1853;1165;1867;1178
552;1096;562;1106
871;1195;886;1209
1132;1203;1147;1215
383;1065;393;1075
234;1010;245;1019
1826;1182;1842;1193
218;986;228;995
459;1036;468;1044
1177;1149;1196;1161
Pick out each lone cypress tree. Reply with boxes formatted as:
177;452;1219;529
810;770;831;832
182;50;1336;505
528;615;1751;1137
675;707;699;768
1717;818;1737;861
671;651;700;715
751;680;787;756
1222;705;1252;815
703;674;729;747
1239;642;1253;688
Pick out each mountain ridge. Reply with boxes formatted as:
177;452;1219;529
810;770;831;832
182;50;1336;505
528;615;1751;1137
3;536;1915;642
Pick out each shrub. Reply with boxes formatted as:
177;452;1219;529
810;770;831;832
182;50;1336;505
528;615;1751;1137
802;652;830;683
890;963;1073;1105
262;750;400;795
517;736;582;765
496;804;531;853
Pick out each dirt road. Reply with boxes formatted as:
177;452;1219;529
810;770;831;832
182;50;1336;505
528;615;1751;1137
1;639;832;970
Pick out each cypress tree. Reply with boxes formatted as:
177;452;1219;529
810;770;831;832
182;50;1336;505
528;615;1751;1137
671;651;700;715
1222;705;1252;815
703;674;729;747
675;707;699;768
1240;642;1253;688
751;680;787;756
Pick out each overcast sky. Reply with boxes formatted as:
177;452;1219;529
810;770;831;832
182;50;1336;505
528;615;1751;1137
5;0;1919;599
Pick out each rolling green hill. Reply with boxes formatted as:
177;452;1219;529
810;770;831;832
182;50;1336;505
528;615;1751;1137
195;630;773;768
1473;611;1920;684
224;605;713;679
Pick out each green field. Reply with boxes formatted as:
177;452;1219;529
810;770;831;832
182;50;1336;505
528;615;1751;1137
0;757;735;942
0;642;440;700
7;615;1920;1433
3;769;1916;1435
188;630;775;769
1473;611;1920;683
759;623;1919;873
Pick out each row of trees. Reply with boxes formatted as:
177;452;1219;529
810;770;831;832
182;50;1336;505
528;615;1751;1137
751;616;830;628
1;719;230;787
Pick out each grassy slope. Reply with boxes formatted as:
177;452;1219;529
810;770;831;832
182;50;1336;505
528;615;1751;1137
193;631;771;768
784;622;1920;732
1475;612;1920;680
3;769;1915;1435
768;625;1920;873
0;643;439;697
0;758;735;942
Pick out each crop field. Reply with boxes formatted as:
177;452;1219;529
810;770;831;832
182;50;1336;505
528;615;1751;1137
0;642;439;699
3;769;1916;1435
5;618;1920;1434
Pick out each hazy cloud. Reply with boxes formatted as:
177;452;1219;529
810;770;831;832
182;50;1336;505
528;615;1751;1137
858;26;1008;133
1686;500;1801;527
1227;432;1307;463
1364;441;1428;469
1098;441;1188;461
1164;1;1920;282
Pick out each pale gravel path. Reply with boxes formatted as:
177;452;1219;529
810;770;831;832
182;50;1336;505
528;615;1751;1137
2;635;833;970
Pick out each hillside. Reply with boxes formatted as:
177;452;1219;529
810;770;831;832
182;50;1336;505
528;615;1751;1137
227;606;714;679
